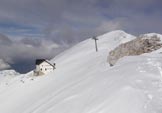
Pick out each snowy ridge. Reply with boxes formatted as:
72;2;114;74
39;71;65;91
0;70;19;76
143;33;162;39
0;30;162;113
0;70;19;84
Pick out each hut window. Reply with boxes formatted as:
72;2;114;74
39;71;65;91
41;68;42;71
45;68;47;71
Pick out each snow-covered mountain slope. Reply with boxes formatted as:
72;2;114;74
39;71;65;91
0;30;162;113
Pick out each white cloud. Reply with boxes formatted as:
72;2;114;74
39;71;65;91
96;21;122;34
0;59;10;70
0;34;67;72
0;0;161;43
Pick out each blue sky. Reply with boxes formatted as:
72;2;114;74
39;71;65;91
0;22;43;39
0;0;162;73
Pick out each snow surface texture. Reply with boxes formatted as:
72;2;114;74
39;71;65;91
0;30;162;113
108;34;162;66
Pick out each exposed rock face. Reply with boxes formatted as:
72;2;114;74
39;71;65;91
108;35;162;66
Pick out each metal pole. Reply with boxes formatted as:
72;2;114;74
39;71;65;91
95;39;98;52
92;36;98;52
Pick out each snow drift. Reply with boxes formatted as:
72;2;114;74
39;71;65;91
0;30;162;113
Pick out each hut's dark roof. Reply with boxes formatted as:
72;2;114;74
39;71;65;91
35;59;46;65
35;59;55;68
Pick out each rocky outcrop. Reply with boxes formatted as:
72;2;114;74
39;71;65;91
108;35;162;66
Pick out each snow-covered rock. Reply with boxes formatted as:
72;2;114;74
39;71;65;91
108;34;162;66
